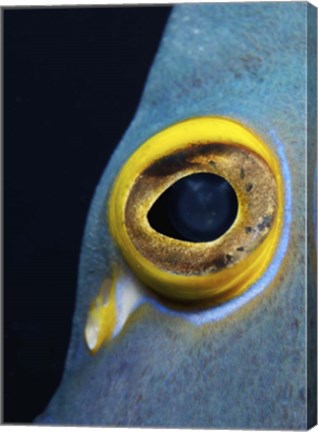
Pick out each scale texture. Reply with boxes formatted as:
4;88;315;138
36;3;316;429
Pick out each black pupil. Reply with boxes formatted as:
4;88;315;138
148;173;238;242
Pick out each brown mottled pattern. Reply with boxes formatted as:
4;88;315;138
125;143;277;275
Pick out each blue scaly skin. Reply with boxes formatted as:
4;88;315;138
36;3;316;428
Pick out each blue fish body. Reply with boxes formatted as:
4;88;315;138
36;3;316;428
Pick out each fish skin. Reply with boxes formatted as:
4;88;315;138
35;3;316;428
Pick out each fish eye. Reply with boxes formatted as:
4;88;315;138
108;117;283;303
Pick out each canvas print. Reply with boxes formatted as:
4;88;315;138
4;2;317;429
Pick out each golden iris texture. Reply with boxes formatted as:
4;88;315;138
109;117;283;303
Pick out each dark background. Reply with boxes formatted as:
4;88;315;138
3;6;171;423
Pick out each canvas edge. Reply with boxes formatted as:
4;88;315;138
307;2;317;429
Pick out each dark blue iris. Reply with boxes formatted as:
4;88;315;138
148;173;238;242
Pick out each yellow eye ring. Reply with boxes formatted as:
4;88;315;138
108;117;283;303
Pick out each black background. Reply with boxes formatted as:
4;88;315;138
4;6;171;423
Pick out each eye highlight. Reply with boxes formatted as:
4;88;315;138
108;117;283;303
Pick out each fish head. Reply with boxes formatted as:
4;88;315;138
37;3;316;429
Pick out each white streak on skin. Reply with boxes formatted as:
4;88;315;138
112;268;148;338
85;314;99;351
84;276;117;353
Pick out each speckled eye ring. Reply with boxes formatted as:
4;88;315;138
108;117;283;303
